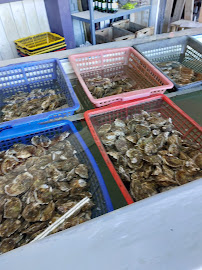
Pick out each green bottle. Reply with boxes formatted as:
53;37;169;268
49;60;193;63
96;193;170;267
102;0;107;12
97;0;102;11
111;0;118;13
107;0;112;13
95;0;98;10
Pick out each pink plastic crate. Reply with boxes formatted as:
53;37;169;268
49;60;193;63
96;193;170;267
69;47;174;107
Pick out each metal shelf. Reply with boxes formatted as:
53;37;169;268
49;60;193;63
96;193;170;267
71;0;152;45
72;5;151;23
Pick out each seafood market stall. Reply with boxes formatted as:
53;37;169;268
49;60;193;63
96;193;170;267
0;27;201;268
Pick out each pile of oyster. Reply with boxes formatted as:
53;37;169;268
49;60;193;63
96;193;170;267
1;88;67;121
98;111;202;201
0;132;93;253
157;61;202;86
84;74;142;99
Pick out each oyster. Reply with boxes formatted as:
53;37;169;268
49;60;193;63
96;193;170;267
98;124;111;136
126;149;142;164
1;156;19;174
144;142;158;155
0;219;21;238
130;179;157;201
4;172;33;196
57;201;77;215
66;168;76;181
4;197;22;219
155;174;179;187
34;185;53;204
31;136;40;147
22;203;41;222
39;135;51;148
168;144;179;156
45;164;65;181
75;164;88;179
114;136;128;153
40;202;55;221
22;222;47;235
135;124;151;137
162;156;184;168
70;179;87;194
0;238;17;253
56;182;70;192
194;153;202;169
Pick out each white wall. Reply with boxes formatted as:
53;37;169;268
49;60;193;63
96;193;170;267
0;0;50;60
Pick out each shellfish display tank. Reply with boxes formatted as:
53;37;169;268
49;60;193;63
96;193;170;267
0;122;112;254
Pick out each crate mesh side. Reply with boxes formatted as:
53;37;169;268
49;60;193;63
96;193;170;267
143;45;182;62
0;126;108;218
90;98;202;147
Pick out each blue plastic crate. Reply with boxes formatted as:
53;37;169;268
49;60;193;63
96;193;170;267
0;120;113;216
0;59;80;129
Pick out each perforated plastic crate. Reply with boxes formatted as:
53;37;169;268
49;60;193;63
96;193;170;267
17;43;67;56
69;47;173;107
84;94;202;204
15;32;65;52
0;59;80;129
0;120;113;216
134;36;202;91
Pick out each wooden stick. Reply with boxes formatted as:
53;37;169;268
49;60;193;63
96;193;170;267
31;197;90;243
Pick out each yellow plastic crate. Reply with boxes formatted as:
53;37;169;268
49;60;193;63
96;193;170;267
15;32;65;52
17;42;66;56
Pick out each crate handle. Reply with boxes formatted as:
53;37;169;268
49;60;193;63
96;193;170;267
0;125;13;133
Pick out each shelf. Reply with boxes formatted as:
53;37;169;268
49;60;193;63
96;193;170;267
72;5;151;23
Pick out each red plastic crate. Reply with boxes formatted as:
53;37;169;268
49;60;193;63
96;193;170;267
84;94;202;204
69;47;174;107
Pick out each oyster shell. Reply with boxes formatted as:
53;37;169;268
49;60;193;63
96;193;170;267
22;203;41;222
1;156;19;174
3;197;22;219
34;184;53;204
168;144;179;156
162;156;184;168
0;219;21;238
70;179;87;194
4;172;33;196
57;201;77;215
144;142;158;155
126;149;142;164
40;201;55;221
155;174;179;187
194;153;202;169
22;222;47;235
39;135;51;148
135;124;151;137
115;136;128;153
75;164;88;179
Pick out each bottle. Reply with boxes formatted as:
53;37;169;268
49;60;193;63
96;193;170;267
111;0;118;13
95;0;98;10
107;0;112;13
101;0;107;12
98;0;102;11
